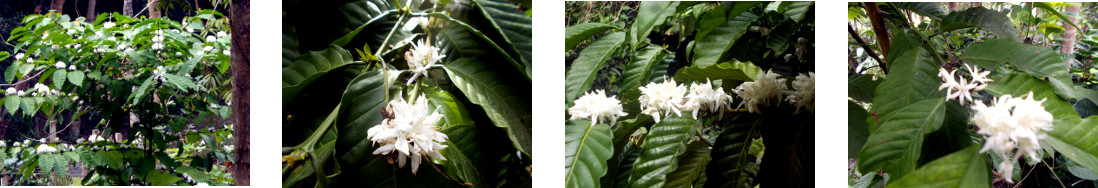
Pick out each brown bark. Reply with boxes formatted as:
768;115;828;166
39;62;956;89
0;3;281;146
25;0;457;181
864;3;891;62
229;0;250;185
86;0;96;20
50;0;65;12
149;0;161;18
123;0;133;17
1061;5;1080;65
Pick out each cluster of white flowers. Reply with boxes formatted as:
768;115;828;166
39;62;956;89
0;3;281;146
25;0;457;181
568;90;628;126
151;29;165;50
786;72;815;113
680;79;735;119
152;66;167;82
55;61;66;69
103;21;116;29
366;95;449;174
404;39;445;86
938;65;992;104
14;53;24;60
35;144;57;153
970;92;1053;183
31;83;60;96
733;70;788;113
638;79;688;123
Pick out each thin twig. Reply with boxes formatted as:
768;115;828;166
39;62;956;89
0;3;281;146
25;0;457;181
849;24;887;74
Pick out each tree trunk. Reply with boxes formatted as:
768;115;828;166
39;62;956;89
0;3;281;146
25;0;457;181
229;0;250;185
148;0;161;18
864;3;891;61
1062;5;1079;65
123;0;133;17
948;2;958;12
86;0;96;20
50;0;65;12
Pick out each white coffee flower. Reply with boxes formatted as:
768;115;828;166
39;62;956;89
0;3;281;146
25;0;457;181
68;65;76;71
223;50;231;56
206;35;216;42
638;79;688;123
403;39;445;85
367;95;448;175
35;144;56;153
103;22;115;29
5;88;15;95
34;83;49;95
16;90;26;97
938;65;992;104
681;79;734;119
733;70;788;113
152;66;167;82
203;46;214;52
568;90;628;126
216;31;228;38
14;53;23;60
787;72;815;114
151;43;163;50
196;183;209;186
0;140;5;147
971;92;1053;183
55;61;66;69
67;29;76;35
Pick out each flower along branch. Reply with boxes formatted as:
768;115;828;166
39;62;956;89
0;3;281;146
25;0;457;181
849;2;1098;187
564;2;815;187
0;10;234;186
281;0;532;187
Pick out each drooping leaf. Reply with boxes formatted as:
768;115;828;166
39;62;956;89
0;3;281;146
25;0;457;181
472;0;532;73
858;98;947;179
565;32;625;102
282;45;359;105
444;57;532;154
664;141;711;187
778;1;813;22
849;101;869;158
693;9;759;67
672;60;760;83
869;48;941;130
630;2;677;49
938;7;1020;42
891;2;945;20
564;120;613;188
704;117;760;188
565;23;618;52
1033;2;1082;34
885;146;989;188
960;39;1075;99
629;116;696;188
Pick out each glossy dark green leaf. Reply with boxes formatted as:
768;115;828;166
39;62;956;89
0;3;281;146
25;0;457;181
440;125;488;188
629;116;696;188
565;31;625;102
619;47;666;115
704;117;760;188
869;48;941;130
565;120;613;188
885;146;989;188
960;39;1075;99
939;7;1020;42
333;70;398;169
565;23;617;51
848;74;881;102
282;45;358;105
444;57;532;154
672;60;760;83
891;2;945;20
693;9;759;67
630;2;677;49
849;101;869;158
858;98;947;178
665;141;711;187
472;0;532;72
779;2;813;22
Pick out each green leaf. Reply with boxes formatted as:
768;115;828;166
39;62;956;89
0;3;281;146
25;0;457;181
163;74;196;91
1033;2;1082;34
704;117;760;188
176;166;211;183
564;120;613;188
619;46;667;105
424;88;475;129
101;150;123;170
565;31;625;102
778;1;813;22
472;0;532;72
5;96;19;114
39;153;55;175
282;45;358;105
333;70;397;169
849;101;869;158
283;17;299;68
602;143;639;188
664;141;711;187
629;116;696;188
5;62;18;83
53;69;67;88
1076;98;1098;118
630;2;677;49
67;71;84;86
939;7;1020;42
444;57;532;155
431;13;528;80
672;60;761;82
858;98;947;178
891;2;945;20
984;74;1078;126
869;48;941;130
144;170;182;186
439;125;488;188
692;9;759;67
960;39;1075;99
848;74;881;102
131;77;155;104
885;146;989;188
565;23;618;51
